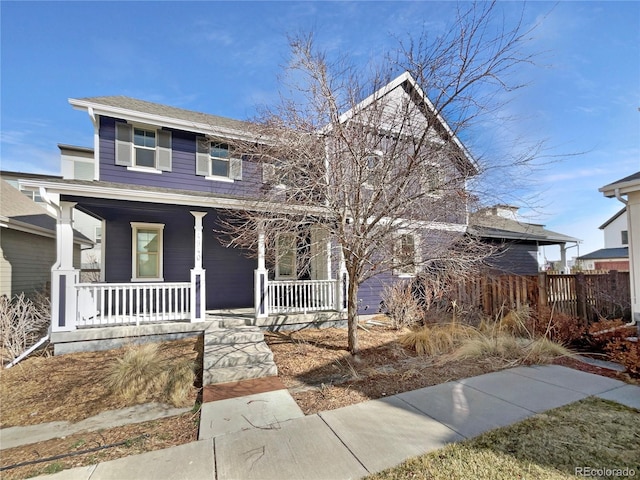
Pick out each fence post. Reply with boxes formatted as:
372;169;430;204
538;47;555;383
575;272;587;323
537;272;548;319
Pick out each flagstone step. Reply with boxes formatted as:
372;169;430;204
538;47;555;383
203;325;277;386
203;361;278;386
203;342;274;369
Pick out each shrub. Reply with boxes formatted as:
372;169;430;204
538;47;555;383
106;343;195;406
400;323;477;356
605;338;639;378
452;333;572;365
381;282;423;329
0;292;51;364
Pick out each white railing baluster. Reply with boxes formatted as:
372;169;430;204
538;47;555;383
266;279;339;314
74;282;191;327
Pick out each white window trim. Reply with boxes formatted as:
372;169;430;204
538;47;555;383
127;165;163;174
209;141;235;182
132;127;158;169
275;233;297;280
131;222;165;282
205;175;234;183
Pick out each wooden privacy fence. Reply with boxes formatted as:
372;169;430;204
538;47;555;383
448;271;630;322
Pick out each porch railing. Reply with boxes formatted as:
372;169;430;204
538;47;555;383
268;279;337;314
76;282;191;327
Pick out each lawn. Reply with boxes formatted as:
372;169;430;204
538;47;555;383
368;397;640;480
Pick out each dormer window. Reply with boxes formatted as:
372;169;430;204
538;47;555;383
115;122;172;173
196;137;243;182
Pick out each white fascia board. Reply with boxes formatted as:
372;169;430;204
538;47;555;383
68;98;259;143
21;180;328;217
600;178;640;197
319;72;478;173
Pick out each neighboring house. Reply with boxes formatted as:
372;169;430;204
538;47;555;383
469;205;580;275
59;144;103;272
599;172;640;332
577;208;629;271
0;175;91;298
25;72;475;340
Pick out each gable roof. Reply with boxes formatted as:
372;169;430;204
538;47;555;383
469;209;579;245
69;96;255;141
599;207;626;230
0;178;92;245
334;71;478;176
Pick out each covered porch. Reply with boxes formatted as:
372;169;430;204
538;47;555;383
49;200;348;337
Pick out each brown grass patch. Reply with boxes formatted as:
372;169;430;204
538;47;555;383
0;337;200;428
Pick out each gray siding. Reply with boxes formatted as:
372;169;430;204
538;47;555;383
484;241;539;275
0;228;81;298
99;117;264;198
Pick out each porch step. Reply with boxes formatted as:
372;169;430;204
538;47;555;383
203;362;278;386
205;326;264;345
203;326;277;386
203;342;274;369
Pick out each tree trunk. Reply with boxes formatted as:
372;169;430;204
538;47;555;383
347;277;359;355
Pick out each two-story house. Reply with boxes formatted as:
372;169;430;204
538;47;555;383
26;72;476;352
578;208;629;271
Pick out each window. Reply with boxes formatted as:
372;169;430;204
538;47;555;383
95;226;102;244
424;164;443;194
196;138;243;181
115;123;172;172
19;187;43;203
133;128;157;168
363;152;383;188
131;222;164;281
211;142;230;177
394;233;419;276
276;233;297;279
622;230;628;245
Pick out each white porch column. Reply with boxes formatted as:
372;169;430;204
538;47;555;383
190;212;207;322
255;225;269;318
560;243;570;274
335;247;348;313
51;201;79;332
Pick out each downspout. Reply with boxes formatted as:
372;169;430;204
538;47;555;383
613;188;636;328
4;335;50;369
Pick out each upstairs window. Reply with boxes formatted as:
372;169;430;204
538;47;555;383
211;142;230;177
115;123;172;172
196;138;242;181
133;128;156;168
622;230;628;245
424;164;443;194
394;233;420;276
363;152;383;189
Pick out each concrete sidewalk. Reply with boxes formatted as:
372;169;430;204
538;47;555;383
29;365;639;480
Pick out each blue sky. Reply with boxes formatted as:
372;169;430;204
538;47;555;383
1;1;638;260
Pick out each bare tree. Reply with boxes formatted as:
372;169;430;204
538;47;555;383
219;1;539;355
